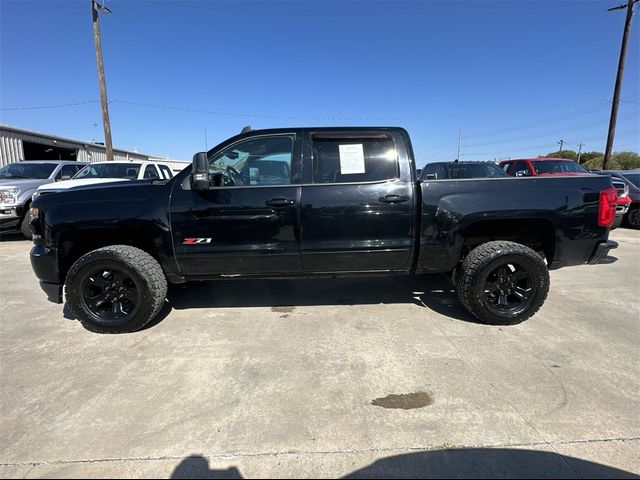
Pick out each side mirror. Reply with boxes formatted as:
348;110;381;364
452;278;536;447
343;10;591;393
425;173;437;180
191;152;211;191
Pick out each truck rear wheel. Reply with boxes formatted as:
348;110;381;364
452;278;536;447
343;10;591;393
65;245;167;333
456;241;549;325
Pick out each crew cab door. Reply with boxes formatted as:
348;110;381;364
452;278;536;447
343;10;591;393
170;132;303;276
299;129;416;273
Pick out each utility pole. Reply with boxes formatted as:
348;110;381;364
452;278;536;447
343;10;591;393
92;0;114;161
557;139;564;155
456;129;461;161
576;143;584;163
603;0;638;169
576;143;585;163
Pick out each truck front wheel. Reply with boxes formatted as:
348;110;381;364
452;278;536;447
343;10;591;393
65;245;168;333
456;241;549;325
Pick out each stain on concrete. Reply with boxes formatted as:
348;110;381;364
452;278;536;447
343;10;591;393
371;391;433;410
272;306;294;313
279;314;289;318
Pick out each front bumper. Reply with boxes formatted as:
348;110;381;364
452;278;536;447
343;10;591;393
39;281;63;304
0;204;24;231
588;240;618;265
30;245;63;303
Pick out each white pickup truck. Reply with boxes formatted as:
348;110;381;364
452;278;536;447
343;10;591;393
35;160;174;197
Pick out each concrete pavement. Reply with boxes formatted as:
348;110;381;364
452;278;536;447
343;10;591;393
1;229;638;478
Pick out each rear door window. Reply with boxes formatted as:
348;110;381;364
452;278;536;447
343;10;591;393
312;136;398;184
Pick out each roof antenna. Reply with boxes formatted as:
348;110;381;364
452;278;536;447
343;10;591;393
241;125;252;134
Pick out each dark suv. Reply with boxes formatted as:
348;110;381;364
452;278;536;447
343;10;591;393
421;161;507;180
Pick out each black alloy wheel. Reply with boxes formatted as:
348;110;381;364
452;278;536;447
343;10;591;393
482;262;536;317
65;245;167;333
81;267;140;326
456;241;549;325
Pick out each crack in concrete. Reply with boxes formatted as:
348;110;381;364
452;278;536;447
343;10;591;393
1;436;638;468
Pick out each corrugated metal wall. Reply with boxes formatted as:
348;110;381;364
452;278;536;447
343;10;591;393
0;127;82;166
76;146;148;163
0;126;188;171
1;129;27;165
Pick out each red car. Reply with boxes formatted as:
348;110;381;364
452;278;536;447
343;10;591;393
500;158;631;227
499;157;592;177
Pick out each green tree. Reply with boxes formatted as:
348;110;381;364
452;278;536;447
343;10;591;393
581;152;604;170
541;150;577;160
611;151;640;169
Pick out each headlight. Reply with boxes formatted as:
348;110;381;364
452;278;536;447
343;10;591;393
0;188;19;204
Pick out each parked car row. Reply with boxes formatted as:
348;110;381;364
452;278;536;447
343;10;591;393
591;169;639;229
497;158;633;229
419;157;636;230
0;160;174;239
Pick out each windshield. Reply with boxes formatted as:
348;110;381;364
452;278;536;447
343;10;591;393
533;161;589;175
447;163;506;179
0;162;57;180
621;173;640;188
74;163;141;180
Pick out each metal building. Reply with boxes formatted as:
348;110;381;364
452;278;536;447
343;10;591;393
0;125;188;171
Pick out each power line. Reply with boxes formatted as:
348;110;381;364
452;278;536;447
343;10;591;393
1;98;623;121
142;0;598;21
0;100;99;111
460;111;638;148
458;104;613;141
463;127;639;157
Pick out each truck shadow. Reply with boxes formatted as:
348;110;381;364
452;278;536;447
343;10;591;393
157;274;481;326
170;448;640;479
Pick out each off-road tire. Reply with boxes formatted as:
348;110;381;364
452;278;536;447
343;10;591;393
456;241;549;325
65;245;167;333
20;208;33;240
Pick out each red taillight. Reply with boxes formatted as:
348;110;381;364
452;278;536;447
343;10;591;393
598;187;617;227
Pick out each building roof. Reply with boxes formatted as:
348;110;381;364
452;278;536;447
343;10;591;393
0;124;185;161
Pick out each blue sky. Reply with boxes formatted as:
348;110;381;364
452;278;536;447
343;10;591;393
1;0;639;164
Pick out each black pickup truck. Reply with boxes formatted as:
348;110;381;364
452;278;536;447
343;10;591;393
29;127;619;333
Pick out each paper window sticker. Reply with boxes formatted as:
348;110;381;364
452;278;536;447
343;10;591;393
339;144;366;174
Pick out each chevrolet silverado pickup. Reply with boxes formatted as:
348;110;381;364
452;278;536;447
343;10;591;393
29;127;619;333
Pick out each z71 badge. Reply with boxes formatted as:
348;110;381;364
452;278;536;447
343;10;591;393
183;238;212;245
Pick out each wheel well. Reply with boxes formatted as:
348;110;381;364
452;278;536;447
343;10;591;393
58;229;159;282
462;219;556;264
